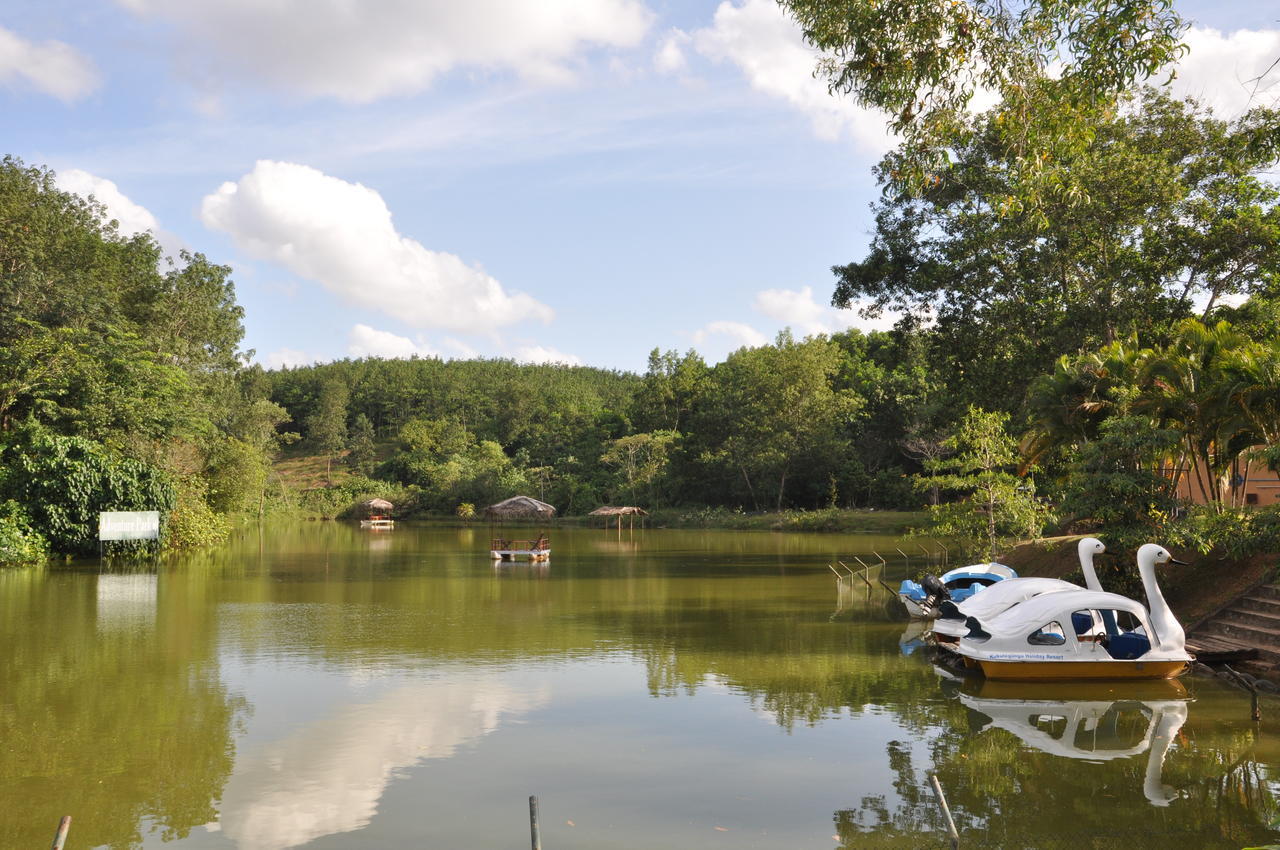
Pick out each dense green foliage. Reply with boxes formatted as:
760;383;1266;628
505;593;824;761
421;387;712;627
0;430;175;554
0;156;276;561
782;0;1188;205
918;407;1050;559
835;90;1280;408
0;500;46;564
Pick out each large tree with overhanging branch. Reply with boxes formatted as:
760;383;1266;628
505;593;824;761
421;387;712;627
829;89;1280;409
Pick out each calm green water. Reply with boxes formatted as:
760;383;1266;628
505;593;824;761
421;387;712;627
1;523;1277;849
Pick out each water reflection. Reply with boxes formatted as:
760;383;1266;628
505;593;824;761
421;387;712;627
0;567;240;850
96;572;157;631
213;675;549;850
958;679;1189;806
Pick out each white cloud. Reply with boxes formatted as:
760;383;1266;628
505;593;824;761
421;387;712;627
53;168;187;259
1173;27;1280;116
692;288;895;362
54;169;159;238
751;286;859;336
692;0;893;153
117;0;653;102
0;25;99;102
693;320;769;349
514;345;582;366
654;29;691;75
347;324;437;360
263;348;316;369
750;286;895;336
201;161;553;333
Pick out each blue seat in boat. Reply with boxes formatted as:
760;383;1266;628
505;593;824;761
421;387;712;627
1071;612;1092;634
1107;632;1150;660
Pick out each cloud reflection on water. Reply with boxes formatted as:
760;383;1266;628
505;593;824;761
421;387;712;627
212;675;549;850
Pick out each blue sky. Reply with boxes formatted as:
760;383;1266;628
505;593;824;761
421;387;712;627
4;1;1277;371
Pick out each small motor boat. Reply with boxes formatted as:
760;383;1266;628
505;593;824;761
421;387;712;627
898;562;1018;619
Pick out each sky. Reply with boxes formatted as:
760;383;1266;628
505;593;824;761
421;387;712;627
3;1;1278;372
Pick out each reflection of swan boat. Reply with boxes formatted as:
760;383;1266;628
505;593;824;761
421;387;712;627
954;545;1191;681
898;562;1018;619
958;678;1188;806
933;539;1106;649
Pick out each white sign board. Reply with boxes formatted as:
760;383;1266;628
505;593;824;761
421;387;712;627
98;511;161;541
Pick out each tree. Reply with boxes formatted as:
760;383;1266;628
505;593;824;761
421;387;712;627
307;380;349;485
693;332;859;511
347;413;378;476
1057;414;1182;546
781;0;1187;203
600;431;678;508
833;91;1280;409
919;407;1050;559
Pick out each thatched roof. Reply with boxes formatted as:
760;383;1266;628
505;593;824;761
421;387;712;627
362;498;394;512
588;506;649;516
484;495;556;519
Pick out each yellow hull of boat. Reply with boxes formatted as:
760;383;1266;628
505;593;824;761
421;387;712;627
978;659;1189;681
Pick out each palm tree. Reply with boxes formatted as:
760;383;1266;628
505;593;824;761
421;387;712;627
1138;320;1254;509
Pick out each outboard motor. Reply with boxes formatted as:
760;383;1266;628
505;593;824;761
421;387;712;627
921;574;949;600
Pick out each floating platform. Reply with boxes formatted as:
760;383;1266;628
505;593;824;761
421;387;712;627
360;518;394;529
491;538;550;562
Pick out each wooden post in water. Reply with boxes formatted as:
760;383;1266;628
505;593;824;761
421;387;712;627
50;816;71;850
529;795;542;850
929;774;959;849
896;548;910;570
1224;665;1261;722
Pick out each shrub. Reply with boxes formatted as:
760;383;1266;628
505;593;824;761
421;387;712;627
165;478;230;550
0;430;175;554
0;500;47;565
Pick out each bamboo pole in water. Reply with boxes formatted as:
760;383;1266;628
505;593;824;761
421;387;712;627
929;774;959;849
529;795;542;850
49;816;71;850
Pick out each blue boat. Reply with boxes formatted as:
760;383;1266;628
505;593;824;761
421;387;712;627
898;562;1018;620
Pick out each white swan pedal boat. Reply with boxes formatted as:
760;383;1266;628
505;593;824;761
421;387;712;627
932;538;1106;650
953;544;1191;681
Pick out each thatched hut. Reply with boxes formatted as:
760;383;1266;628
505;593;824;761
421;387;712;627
362;498;394;516
484;496;557;521
359;498;395;529
485;496;556;561
588;505;649;530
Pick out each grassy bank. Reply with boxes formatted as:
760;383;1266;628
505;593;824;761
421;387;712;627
640;506;924;535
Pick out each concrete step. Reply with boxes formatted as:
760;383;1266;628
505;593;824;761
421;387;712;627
1220;606;1280;632
1236;595;1280;617
1196;621;1280;665
1249;584;1280;602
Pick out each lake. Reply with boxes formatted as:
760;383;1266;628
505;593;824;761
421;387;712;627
2;522;1277;849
